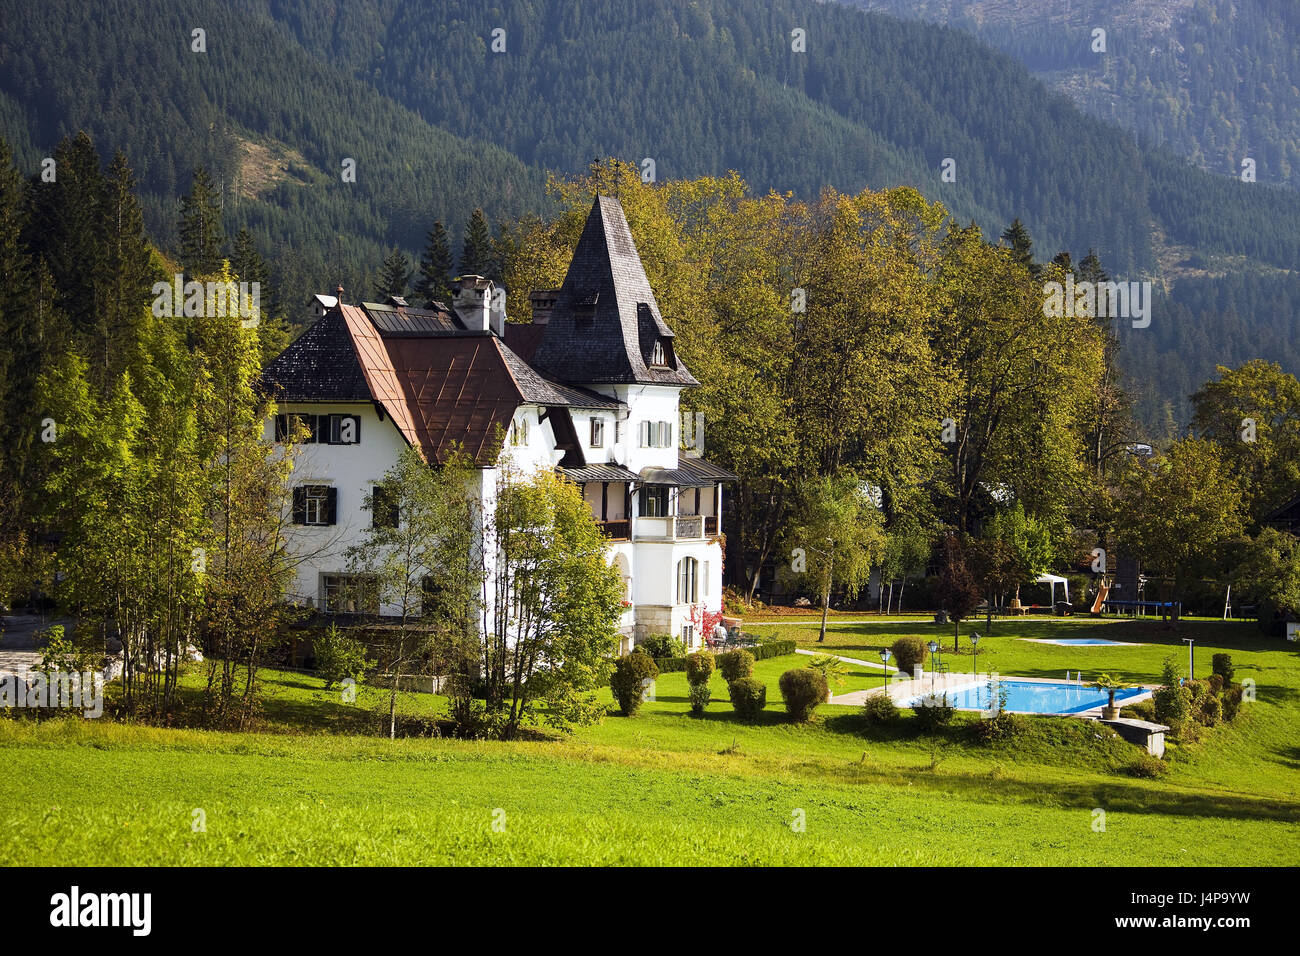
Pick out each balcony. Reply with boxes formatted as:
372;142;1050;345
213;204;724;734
597;519;631;540
596;515;720;542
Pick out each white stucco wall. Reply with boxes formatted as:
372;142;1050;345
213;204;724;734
268;379;723;649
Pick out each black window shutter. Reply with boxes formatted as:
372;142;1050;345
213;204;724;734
274;415;287;441
292;486;307;524
306;414;320;444
325;487;338;525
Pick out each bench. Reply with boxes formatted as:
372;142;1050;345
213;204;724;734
1099;717;1171;759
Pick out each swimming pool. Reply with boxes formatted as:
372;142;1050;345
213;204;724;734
903;679;1148;715
1021;637;1141;647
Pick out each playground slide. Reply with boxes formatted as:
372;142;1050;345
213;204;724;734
1090;583;1111;614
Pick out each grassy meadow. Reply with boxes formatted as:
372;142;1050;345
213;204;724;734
1;617;1296;866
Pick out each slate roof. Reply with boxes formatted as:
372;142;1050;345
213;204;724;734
262;309;371;402
529;196;699;387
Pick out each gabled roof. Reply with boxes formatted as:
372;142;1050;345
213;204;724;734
265;301;626;466
529;196;698;388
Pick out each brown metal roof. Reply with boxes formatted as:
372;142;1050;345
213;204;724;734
561;463;639;483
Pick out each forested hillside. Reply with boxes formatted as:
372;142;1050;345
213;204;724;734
0;0;544;312
0;0;1296;434
850;0;1300;191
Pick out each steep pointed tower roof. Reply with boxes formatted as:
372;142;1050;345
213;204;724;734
529;195;698;387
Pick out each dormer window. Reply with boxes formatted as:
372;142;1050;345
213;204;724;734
650;339;666;367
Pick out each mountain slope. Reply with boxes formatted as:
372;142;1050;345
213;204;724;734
848;0;1300;190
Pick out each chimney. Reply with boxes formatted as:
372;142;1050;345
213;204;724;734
452;275;492;332
529;290;558;325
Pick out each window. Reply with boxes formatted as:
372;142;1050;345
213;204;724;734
327;414;361;445
371;485;398;529
275;413;319;443
420;575;441;617
682;624;694;648
274;413;360;445
322;574;379;614
590;417;604;448
293;485;336;526
677;557;698;604
638;486;669;517
638;421;673;448
650;340;666;367
511;414;530;446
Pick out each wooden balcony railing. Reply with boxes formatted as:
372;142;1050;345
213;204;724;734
597;519;631;540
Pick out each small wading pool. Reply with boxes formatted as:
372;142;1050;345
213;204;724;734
904;679;1148;715
1020;637;1142;647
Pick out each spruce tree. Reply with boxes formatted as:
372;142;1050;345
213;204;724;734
376;248;413;298
414;221;454;306
99;151;154;389
179;166;225;277
24;132;103;340
459;208;498;280
1001;218;1035;272
1078;248;1108;285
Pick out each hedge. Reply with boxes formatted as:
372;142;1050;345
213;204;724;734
655;639;795;672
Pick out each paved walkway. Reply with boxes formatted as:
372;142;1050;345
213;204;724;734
0;614;69;676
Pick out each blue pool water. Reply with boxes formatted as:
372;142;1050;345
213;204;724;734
905;679;1146;714
1048;638;1129;646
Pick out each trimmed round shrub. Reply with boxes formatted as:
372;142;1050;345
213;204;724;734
862;693;900;725
779;668;828;722
717;648;754;684
1194;692;1223;727
1211;653;1234;683
912;693;955;733
638;632;685;659
687;682;712;716
971;709;1024;744
685;650;715;686
1222;684;1244;721
890;636;928;676
1205;672;1224;694
1124;752;1168;778
610;651;659;716
728;677;767;720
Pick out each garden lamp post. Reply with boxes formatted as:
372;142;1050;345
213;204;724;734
970;631;981;679
927;640;939;691
880;648;892;689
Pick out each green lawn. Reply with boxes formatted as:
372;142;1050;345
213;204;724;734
1;618;1297;865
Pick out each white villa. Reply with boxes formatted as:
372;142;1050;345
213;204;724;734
261;196;734;652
